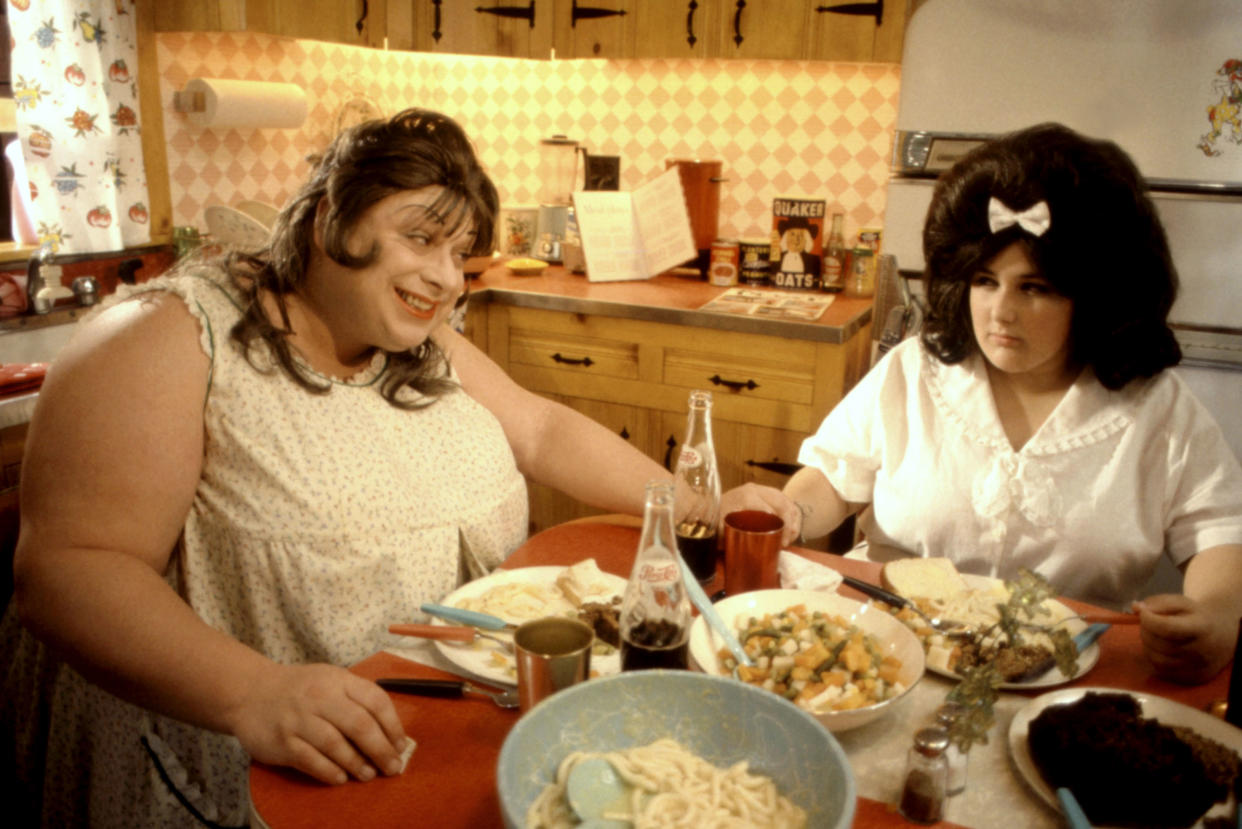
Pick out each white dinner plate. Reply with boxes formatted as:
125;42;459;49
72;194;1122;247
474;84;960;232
431;565;626;686
918;573;1098;690
1008;686;1242;826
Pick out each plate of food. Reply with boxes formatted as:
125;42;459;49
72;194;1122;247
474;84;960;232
687;589;925;732
875;557;1098;690
430;559;625;686
1009;687;1241;827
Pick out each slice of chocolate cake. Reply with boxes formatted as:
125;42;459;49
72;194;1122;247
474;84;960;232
1027;692;1234;828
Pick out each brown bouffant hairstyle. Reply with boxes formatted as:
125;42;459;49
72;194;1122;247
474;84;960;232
225;108;498;406
919;122;1180;389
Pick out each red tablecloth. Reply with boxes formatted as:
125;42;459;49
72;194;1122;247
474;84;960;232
250;522;1233;828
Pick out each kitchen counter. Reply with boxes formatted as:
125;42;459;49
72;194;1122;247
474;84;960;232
465;260;874;345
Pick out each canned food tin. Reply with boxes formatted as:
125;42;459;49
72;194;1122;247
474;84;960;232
709;239;740;286
738;238;771;285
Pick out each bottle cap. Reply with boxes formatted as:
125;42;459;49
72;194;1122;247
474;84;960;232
913;726;950;758
935;702;965;725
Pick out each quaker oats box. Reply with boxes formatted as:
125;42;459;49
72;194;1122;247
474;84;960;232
770;196;826;291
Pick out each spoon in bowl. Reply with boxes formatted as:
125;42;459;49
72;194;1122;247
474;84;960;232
566;757;632;828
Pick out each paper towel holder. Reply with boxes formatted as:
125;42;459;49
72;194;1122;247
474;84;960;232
172;78;308;129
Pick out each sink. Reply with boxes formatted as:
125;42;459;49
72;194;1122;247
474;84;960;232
0;320;79;365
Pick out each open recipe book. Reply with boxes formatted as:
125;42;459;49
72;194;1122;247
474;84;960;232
571;166;696;282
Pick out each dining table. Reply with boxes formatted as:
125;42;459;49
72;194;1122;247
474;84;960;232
249;520;1236;828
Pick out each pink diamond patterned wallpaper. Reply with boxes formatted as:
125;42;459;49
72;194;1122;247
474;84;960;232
156;32;901;247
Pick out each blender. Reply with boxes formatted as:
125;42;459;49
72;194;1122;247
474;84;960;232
534;134;579;263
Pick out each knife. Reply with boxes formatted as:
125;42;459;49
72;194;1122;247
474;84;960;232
420;602;517;631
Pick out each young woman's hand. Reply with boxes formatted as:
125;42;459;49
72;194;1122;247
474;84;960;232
228;663;411;784
1134;594;1235;685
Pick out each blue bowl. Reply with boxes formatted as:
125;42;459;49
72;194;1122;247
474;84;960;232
496;670;856;828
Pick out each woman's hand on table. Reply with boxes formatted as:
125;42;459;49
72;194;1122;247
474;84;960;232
720;483;802;546
1135;593;1236;685
228;662;411;785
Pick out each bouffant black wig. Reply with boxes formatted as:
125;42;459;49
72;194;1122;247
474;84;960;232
919;122;1181;389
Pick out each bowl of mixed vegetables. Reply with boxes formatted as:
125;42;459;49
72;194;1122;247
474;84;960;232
688;589;926;732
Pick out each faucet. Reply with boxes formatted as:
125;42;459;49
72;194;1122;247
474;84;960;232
26;243;72;314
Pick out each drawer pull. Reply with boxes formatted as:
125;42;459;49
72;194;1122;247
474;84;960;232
551;353;594;367
709;374;758;392
745;459;802;476
663;435;678;470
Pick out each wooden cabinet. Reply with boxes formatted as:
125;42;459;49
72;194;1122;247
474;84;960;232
153;0;909;62
470;302;870;532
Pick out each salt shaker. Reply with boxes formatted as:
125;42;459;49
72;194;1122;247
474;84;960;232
898;727;950;824
934;702;969;796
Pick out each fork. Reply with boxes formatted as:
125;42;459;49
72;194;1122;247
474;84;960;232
840;575;972;635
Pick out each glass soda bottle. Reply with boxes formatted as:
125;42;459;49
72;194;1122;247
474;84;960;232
822;212;846;293
619;481;692;671
673;390;721;583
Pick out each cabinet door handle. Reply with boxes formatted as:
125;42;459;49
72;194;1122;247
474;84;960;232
685;0;699;47
477;1;536;28
356;0;368;35
619;425;630;441
815;0;883;25
571;0;626;27
732;0;746;47
663;435;678;470
550;353;594;367
745;459;802;476
709;374;758;392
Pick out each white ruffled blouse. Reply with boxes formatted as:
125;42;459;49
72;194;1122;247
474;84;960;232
798;338;1242;608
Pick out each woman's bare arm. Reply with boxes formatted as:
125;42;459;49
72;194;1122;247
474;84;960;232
14;294;408;783
435;327;668;515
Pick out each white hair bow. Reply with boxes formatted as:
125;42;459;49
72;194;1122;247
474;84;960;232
987;197;1051;237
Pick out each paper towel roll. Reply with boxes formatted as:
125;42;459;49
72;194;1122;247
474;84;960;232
181;78;307;129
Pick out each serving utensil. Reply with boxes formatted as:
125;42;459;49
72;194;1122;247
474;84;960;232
420;602;517;631
1056;787;1093;829
388;623;514;652
674;556;753;668
566;757;631;828
839;575;971;635
377;677;519;709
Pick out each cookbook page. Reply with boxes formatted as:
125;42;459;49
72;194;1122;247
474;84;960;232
630;166;696;276
572;190;648;282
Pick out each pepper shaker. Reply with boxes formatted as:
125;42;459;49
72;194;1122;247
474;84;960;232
899;726;950;824
934;702;970;796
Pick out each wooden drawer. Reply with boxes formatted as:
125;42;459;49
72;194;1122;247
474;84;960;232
498;307;819;432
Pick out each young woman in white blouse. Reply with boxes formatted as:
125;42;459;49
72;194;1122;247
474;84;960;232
725;123;1242;685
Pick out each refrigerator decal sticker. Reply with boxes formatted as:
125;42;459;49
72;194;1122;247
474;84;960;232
1198;58;1242;157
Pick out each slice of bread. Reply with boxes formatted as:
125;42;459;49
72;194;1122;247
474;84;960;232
881;557;969;603
556;558;616;607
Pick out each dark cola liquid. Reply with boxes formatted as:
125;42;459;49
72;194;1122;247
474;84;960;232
676;521;718;583
620;619;689;671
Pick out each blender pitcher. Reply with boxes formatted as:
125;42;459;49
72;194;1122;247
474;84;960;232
534;135;579;262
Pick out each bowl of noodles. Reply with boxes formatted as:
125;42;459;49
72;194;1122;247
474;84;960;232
688;589;926;732
497;670;854;828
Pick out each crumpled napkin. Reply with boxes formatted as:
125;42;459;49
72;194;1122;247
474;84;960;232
778;550;844;592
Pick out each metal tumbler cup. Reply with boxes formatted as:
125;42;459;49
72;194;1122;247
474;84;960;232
723;510;785;595
514;617;594;712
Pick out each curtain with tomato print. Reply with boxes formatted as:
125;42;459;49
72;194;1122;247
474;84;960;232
8;0;149;254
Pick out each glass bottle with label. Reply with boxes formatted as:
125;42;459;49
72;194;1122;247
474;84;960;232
822;212;847;293
673;390;721;583
619;481;692;671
